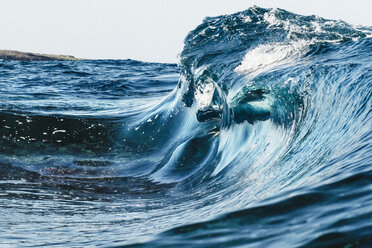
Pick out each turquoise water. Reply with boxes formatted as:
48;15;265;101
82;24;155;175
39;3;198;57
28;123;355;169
1;7;371;247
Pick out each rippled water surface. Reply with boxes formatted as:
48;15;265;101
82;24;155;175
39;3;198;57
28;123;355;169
1;7;371;248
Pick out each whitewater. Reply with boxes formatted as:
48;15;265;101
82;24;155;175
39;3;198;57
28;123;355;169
0;7;371;248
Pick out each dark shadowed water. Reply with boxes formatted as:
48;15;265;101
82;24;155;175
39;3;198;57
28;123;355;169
1;7;371;248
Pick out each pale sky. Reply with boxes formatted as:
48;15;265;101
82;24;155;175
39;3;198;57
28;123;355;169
0;0;371;62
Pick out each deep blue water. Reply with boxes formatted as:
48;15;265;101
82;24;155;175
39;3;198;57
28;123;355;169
1;7;371;248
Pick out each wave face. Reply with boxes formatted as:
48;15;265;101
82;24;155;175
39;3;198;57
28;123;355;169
1;7;371;247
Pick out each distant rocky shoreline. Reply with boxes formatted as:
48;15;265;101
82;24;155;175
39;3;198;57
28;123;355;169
0;49;82;61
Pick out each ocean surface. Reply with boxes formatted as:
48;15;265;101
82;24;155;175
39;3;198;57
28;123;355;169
1;7;371;248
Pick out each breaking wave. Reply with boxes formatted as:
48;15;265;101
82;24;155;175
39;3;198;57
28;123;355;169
1;7;371;247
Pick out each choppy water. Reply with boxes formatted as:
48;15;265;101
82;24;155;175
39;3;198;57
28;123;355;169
1;7;371;248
